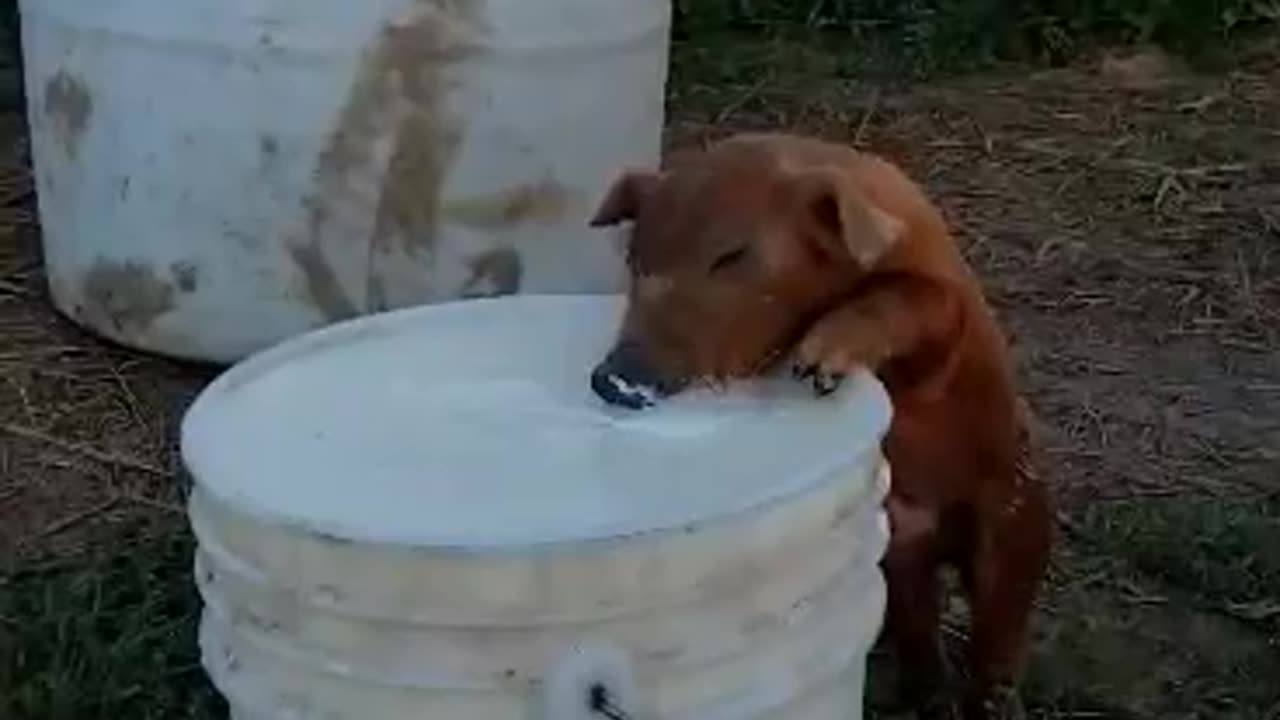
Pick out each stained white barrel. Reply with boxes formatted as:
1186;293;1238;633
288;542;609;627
21;0;668;362
181;295;892;719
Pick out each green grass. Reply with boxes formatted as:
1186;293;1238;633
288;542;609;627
0;525;224;720
675;0;1280;77
1079;495;1280;630
1020;496;1280;719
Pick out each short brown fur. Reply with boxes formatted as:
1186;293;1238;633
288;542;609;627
589;133;1053;720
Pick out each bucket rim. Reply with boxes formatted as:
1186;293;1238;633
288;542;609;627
179;293;893;553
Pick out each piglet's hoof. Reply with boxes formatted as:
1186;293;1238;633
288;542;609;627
791;363;844;396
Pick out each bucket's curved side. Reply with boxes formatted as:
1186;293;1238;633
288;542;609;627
21;0;387;361
191;459;890;718
186;452;887;625
190;472;887;687
21;0;670;363
197;532;887;719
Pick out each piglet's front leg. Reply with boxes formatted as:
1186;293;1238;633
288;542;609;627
791;302;887;396
791;273;961;397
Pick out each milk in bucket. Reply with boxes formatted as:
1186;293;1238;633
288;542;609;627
182;294;892;719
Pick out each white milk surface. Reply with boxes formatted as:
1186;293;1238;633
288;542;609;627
181;295;891;548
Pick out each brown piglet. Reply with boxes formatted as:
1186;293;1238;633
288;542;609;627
587;133;1052;720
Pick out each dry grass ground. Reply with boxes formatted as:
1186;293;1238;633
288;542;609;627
2;19;1279;720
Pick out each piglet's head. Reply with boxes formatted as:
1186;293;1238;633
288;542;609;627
588;138;904;409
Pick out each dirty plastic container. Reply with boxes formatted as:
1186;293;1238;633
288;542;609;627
181;294;892;719
21;0;669;363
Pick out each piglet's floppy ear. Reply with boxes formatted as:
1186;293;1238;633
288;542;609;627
794;169;904;268
589;170;663;227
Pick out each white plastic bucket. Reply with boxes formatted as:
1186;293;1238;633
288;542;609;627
181;294;892;719
21;0;669;363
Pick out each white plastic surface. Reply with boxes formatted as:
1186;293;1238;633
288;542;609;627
183;295;893;719
21;0;669;362
183;295;890;548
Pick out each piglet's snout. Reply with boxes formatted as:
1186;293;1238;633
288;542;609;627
590;343;683;410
